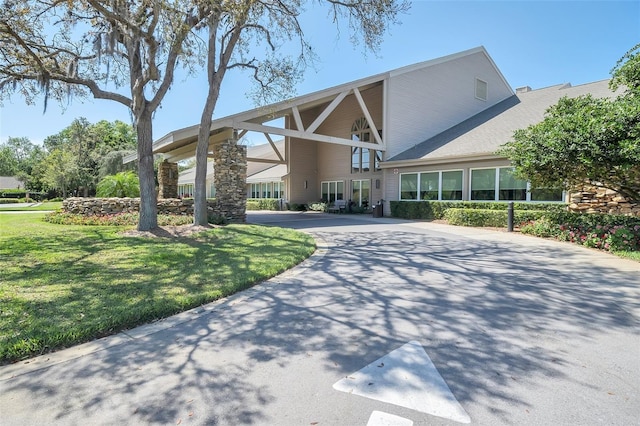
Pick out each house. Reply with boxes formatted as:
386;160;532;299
0;176;24;190
158;46;618;214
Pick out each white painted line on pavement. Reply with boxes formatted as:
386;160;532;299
367;411;414;426
333;340;471;424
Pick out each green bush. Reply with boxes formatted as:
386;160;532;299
44;212;194;226
245;198;281;211
520;212;640;252
0;198;20;204
287;203;307;211
444;208;548;227
390;200;566;220
96;171;140;198
307;201;328;212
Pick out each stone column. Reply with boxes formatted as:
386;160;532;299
213;140;247;222
158;160;178;199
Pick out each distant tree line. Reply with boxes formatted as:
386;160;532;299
0;118;137;198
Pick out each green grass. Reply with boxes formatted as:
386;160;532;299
0;214;316;363
0;201;63;211
612;251;640;261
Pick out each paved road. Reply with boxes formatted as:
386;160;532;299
1;212;639;425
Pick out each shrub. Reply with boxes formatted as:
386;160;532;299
0;198;19;204
287;203;307;211
444;208;548;227
390;200;566;220
245;198;281;211
520;212;640;252
96;171;140;198
307;201;327;212
44;212;194;226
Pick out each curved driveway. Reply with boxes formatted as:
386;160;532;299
2;212;639;425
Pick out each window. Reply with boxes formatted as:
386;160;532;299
470;168;496;200
321;181;344;203
400;173;418;200
441;171;463;200
178;183;194;198
475;78;488;101
499;168;527;201
420;172;439;200
401;170;463;201
250;182;284;199
351;118;381;174
352;180;370;207
470;167;563;202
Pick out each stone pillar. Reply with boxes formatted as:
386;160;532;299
213;140;247;222
158;160;178;199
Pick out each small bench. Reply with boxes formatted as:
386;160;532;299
327;199;347;213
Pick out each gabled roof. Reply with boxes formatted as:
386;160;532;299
147;46;500;162
384;79;618;166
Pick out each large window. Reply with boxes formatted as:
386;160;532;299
400;170;463;201
351;118;381;173
321;181;344;203
250;182;284;199
470;167;563;202
352;180;370;207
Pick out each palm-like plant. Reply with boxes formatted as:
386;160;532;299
96;171;140;198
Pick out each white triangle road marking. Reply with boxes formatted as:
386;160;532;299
333;341;471;424
367;411;414;426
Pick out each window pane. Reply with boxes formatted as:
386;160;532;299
362;149;370;172
375;151;382;171
352;147;360;173
329;182;336;203
499;168;527;201
442;171;463;200
322;182;329;202
531;187;564;201
352;180;361;204
361;180;370;206
400;173;418;200
337;181;344;200
420;172;439;200
471;169;496;200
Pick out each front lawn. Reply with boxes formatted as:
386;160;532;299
0;201;63;211
0;213;315;363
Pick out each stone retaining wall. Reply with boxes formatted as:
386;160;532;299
62;197;220;218
569;186;640;216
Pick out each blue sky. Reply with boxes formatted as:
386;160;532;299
1;0;638;146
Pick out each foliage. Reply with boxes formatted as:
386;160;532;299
0;1;209;230
443;208;547;227
44;211;192;226
498;45;640;202
307;201;328;212
0;213;315;362
0;198;19;204
287;203;307;211
389;200;566;220
42;148;78;198
190;0;410;225
521;214;640;253
246;198;281;211
0;137;47;190
96;171;140;198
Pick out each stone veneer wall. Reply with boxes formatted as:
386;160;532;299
569;185;640;216
63;197;216;216
158;161;178;199
213;140;247;222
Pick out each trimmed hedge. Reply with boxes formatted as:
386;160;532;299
390;200;566;220
246;198;281;211
444;208;548;227
0;198;20;204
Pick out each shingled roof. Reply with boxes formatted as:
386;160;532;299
386;79;618;164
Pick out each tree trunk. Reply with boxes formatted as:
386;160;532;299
136;109;158;231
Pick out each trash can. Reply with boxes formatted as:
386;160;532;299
372;203;383;218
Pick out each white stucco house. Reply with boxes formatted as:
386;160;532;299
162;46;617;213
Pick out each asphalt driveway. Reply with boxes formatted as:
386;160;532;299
1;212;639;425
